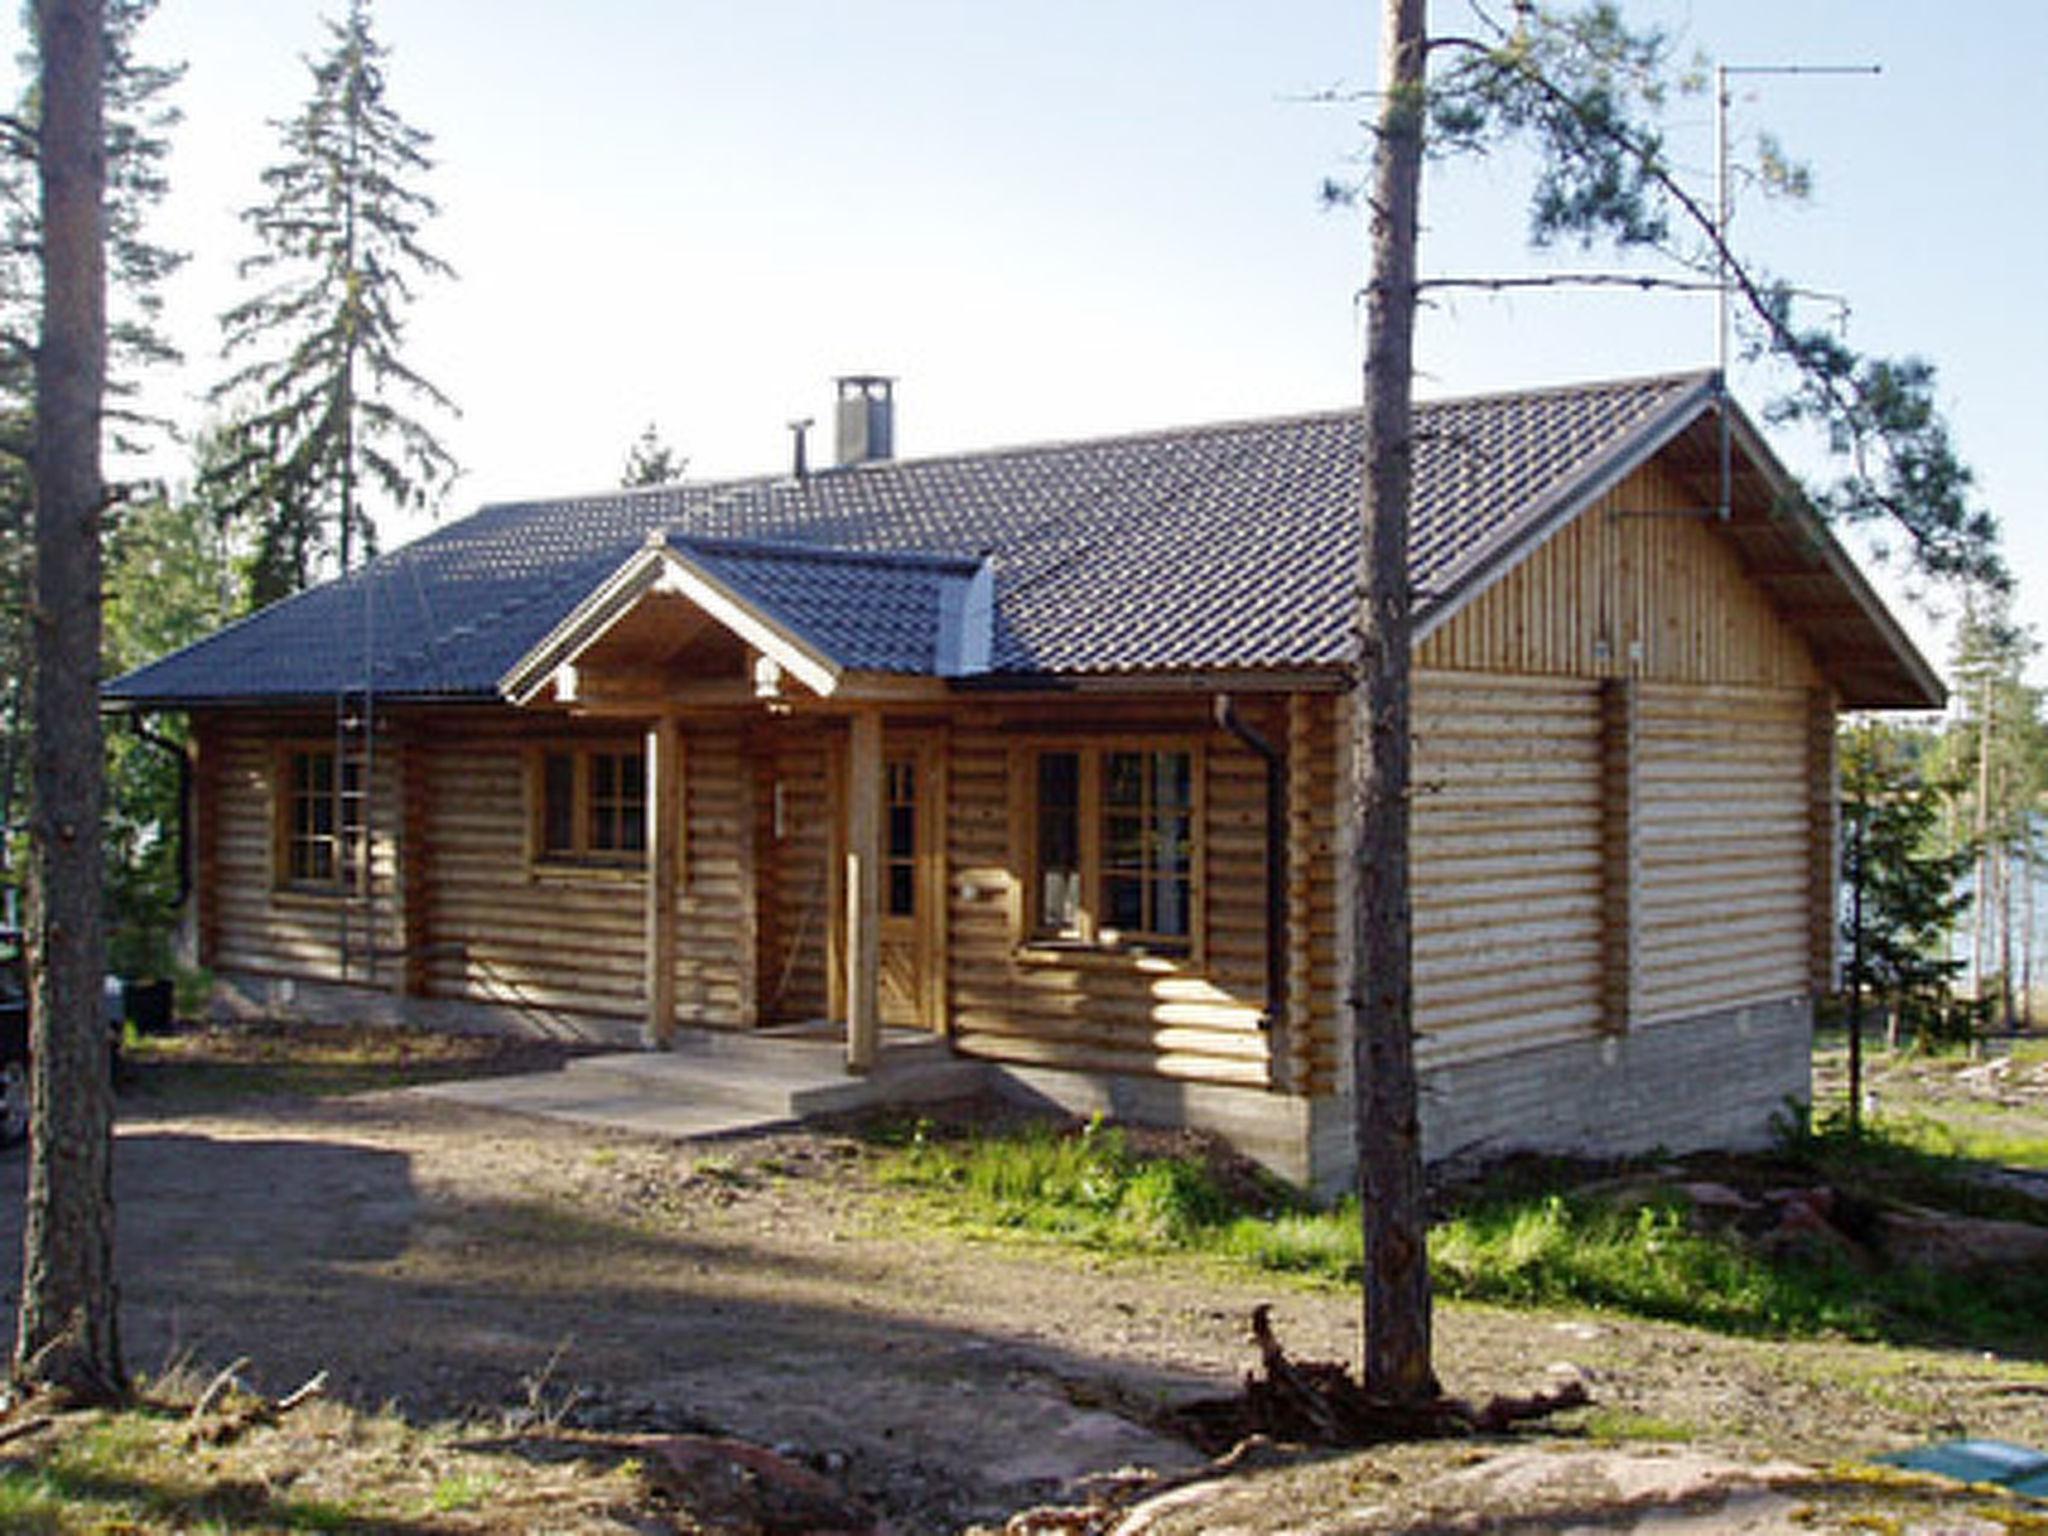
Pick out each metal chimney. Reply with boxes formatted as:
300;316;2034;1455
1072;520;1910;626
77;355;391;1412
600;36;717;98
835;375;894;467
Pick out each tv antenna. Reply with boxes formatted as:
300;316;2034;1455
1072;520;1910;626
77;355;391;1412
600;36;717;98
1712;61;1880;515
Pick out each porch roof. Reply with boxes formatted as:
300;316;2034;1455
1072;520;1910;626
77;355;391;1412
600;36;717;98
500;534;993;703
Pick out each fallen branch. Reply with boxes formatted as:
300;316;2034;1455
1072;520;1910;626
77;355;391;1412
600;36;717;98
1165;1306;1591;1455
275;1371;329;1415
0;1414;54;1449
189;1356;252;1422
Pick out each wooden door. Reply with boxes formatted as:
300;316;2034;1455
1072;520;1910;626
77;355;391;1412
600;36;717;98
878;738;942;1030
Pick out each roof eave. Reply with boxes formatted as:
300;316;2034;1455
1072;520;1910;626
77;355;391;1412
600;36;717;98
1724;409;1945;712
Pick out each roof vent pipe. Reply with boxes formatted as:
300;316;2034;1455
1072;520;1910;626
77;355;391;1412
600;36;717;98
835;375;894;467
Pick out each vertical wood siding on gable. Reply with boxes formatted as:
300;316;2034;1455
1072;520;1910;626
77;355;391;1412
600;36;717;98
1417;458;1822;691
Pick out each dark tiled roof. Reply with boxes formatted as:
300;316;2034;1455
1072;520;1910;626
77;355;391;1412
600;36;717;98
109;371;1716;703
671;537;986;677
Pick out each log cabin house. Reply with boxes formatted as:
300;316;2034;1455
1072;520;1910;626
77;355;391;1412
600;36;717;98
109;371;1940;1193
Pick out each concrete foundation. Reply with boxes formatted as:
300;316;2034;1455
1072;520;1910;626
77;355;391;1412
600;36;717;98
1411;996;1814;1177
210;969;644;1047
210;969;1812;1203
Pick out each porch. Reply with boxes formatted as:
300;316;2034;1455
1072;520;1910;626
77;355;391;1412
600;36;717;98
409;1022;988;1140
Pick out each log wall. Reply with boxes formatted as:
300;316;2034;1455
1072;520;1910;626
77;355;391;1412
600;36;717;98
201;709;754;1031
1633;684;1815;1022
206;720;404;984
938;695;1340;1089
1410;672;1606;1066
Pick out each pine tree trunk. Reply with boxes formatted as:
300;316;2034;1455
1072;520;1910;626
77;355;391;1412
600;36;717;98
15;0;124;1403
1351;0;1436;1405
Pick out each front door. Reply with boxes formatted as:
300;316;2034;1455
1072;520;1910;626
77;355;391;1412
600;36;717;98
878;737;942;1031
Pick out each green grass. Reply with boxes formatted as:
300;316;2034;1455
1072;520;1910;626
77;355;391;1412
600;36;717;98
0;1413;365;1534
870;1111;2048;1357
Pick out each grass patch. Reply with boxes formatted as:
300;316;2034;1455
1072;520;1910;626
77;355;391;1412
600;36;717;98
0;1391;646;1535
870;1110;2048;1356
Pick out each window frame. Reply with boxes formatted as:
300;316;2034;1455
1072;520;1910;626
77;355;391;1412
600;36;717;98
1020;738;1203;958
272;742;370;897
525;740;652;872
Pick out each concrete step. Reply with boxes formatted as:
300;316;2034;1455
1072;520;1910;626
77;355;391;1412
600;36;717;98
550;1031;987;1121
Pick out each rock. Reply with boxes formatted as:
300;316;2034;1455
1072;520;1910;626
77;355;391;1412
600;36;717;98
642;1432;885;1535
1879;1206;2048;1273
1678;1181;1757;1214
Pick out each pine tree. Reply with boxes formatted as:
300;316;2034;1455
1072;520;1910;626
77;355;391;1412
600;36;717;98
0;0;182;893
15;0;123;1403
206;0;457;605
1345;0;2005;1401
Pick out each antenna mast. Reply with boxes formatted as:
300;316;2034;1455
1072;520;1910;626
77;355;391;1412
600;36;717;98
1713;61;1880;516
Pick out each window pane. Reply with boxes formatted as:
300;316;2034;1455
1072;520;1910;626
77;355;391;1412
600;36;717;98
1153;876;1191;938
1155;750;1192;809
1104;812;1144;869
1036;752;1081;935
1157;813;1192;876
888;863;916;918
1104;875;1145;933
1104;751;1144;809
543;753;574;853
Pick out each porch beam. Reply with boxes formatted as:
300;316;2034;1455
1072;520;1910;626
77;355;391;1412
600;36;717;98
645;711;682;1048
845;706;882;1072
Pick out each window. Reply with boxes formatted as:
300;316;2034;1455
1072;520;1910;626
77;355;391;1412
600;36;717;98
885;757;918;918
281;747;366;892
533;745;647;864
1030;745;1196;950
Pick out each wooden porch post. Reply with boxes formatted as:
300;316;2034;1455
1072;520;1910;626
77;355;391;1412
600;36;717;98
845;707;882;1072
645;711;682;1049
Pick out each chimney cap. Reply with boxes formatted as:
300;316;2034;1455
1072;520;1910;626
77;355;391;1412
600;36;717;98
834;375;895;467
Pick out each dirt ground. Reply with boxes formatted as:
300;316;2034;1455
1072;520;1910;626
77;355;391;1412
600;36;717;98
7;1044;2048;1533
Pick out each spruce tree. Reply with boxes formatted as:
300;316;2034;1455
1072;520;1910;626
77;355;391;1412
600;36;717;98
621;423;687;488
207;0;457;604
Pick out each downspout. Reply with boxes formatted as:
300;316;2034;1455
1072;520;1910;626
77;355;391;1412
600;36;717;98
1213;696;1287;1062
126;713;192;910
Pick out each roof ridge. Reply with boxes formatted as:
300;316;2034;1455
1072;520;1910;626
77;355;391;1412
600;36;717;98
468;369;1715;518
668;531;984;571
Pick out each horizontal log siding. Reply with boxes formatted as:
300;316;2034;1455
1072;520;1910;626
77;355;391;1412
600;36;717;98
944;700;1279;1087
1418;459;1821;692
208;726;404;984
424;743;640;1018
1634;685;1813;1021
672;720;751;1023
421;719;752;1025
1411;672;1606;1064
760;728;833;1023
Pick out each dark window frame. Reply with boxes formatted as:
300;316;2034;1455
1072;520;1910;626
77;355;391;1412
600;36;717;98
1025;741;1201;955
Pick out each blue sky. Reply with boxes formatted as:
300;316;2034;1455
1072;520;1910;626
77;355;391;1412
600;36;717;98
37;1;2048;683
